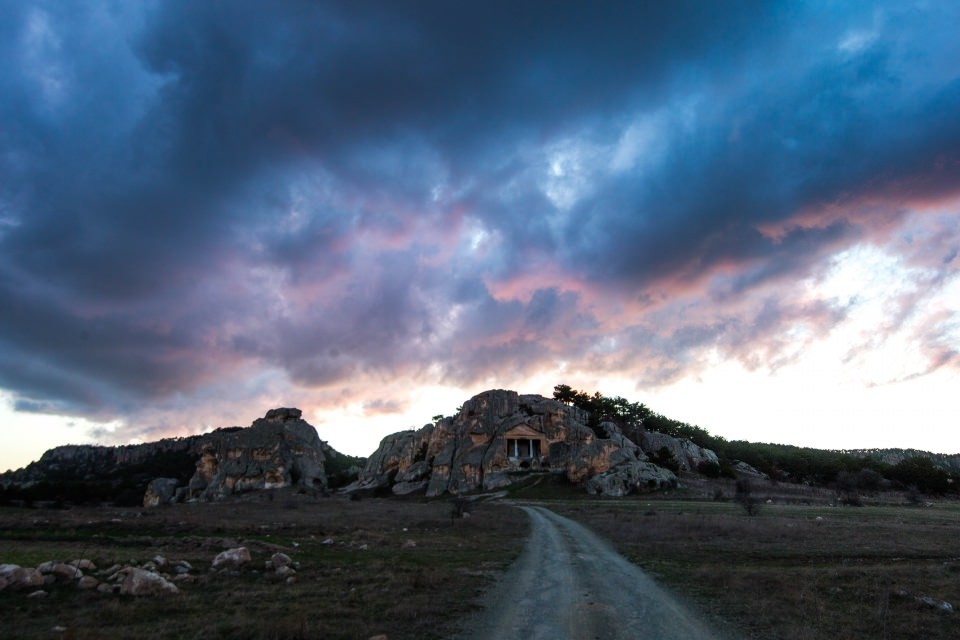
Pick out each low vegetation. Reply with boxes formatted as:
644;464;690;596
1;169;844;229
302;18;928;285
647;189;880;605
0;491;527;640
553;488;960;640
553;384;958;496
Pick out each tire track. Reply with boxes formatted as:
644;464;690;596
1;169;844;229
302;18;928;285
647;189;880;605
460;506;720;640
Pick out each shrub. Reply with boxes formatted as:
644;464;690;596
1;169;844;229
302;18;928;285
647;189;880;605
735;479;761;516
698;460;722;478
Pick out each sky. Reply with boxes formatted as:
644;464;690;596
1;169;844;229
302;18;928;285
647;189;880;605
2;1;959;472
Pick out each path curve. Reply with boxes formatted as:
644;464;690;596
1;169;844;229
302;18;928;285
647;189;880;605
460;505;721;640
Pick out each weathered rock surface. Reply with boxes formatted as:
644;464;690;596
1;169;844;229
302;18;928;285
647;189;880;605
143;478;179;507
119;568;179;596
347;389;695;497
1;408;348;506
188;410;328;501
0;564;45;591
212;547;252;571
640;431;719;471
585;461;678;497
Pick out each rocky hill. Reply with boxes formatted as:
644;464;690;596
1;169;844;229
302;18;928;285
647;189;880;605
847;448;960;473
346;389;718;498
0;408;361;507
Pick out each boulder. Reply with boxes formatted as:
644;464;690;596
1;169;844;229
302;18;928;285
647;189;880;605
212;547;252;570
71;559;96;571
732;461;769;479
50;563;82;583
274;566;296;579
269;553;291;569
119;568;179;596
640;432;718;472
143;478;180;507
77;576;99;590
171;560;192;574
0;564;45;591
585;462;679;497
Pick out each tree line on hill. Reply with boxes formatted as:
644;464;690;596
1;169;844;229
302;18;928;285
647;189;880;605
552;384;956;496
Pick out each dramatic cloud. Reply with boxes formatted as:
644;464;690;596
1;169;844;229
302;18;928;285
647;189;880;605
1;1;958;465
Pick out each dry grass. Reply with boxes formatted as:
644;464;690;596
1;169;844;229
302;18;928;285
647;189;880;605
552;494;960;640
0;490;527;640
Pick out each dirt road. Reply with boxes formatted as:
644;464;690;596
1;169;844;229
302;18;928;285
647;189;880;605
460;505;722;640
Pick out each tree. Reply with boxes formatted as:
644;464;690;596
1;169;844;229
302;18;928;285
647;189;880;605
553;384;577;405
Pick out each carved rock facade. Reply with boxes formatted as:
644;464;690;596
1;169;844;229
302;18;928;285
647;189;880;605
347;389;704;497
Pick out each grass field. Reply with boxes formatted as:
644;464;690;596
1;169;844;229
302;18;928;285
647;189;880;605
0;491;528;640
550;490;960;639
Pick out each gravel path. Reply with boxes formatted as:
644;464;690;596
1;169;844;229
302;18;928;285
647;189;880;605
460;505;721;640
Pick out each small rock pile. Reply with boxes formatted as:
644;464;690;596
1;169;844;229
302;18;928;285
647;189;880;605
2;547;302;598
0;556;186;598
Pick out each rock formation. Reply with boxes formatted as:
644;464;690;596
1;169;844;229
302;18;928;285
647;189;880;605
0;408;350;506
640;431;719;471
188;408;328;501
346;389;704;497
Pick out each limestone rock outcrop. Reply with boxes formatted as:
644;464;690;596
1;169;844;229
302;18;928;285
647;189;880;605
143;478;179;507
347;389;692;497
640;431;719;471
585;461;678;497
188;409;327;501
1;408;346;506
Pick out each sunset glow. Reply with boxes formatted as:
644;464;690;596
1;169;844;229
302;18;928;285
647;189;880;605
1;2;958;472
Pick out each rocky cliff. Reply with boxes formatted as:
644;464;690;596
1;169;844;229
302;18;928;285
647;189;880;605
346;389;714;497
0;408;354;506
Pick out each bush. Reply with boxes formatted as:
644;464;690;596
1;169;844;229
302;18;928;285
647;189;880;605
735;479;761;516
698;460;721;478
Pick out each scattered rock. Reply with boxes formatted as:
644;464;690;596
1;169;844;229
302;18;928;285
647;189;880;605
917;595;953;612
36;561;56;574
269;552;291;569
401;540;417;550
275;566;296;579
51;563;82;583
27;589;48;599
77;576;99;590
0;564;45;591
172;560;192;575
70;559;96;571
212;547;252;570
97;583;118;594
119;568;179;597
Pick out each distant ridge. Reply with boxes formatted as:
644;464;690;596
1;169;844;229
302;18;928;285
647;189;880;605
0;408;363;507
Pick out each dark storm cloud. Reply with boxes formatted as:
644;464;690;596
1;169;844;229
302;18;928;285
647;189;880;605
1;0;958;428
